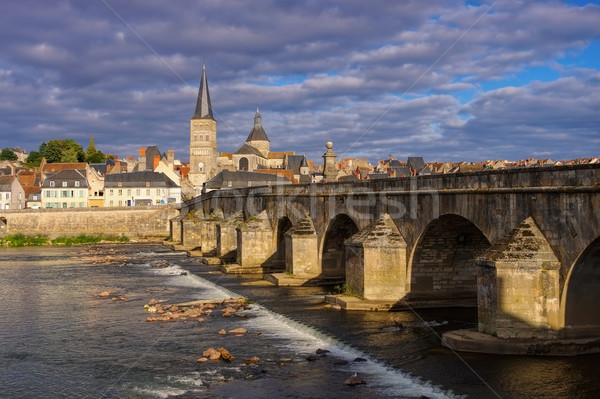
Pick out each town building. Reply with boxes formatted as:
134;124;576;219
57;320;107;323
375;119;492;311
0;175;26;210
103;171;180;207
40;169;89;209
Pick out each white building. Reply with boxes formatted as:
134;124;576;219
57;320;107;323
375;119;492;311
0;175;26;210
40;169;89;209
103;171;180;207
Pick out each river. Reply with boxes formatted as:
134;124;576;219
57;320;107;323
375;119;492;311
0;243;598;398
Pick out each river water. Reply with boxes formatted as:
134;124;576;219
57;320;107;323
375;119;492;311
0;243;598;399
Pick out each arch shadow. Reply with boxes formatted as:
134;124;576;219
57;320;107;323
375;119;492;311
562;235;600;338
407;214;490;305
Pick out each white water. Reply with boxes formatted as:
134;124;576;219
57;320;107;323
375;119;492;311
146;262;461;399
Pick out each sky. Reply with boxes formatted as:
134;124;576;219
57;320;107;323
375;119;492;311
1;0;599;166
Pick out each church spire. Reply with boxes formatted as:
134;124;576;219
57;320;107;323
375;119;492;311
246;107;270;143
192;65;214;119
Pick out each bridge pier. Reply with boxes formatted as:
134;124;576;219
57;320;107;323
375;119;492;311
222;211;277;273
181;217;203;249
284;216;319;278
345;214;408;301
216;212;242;264
476;217;561;339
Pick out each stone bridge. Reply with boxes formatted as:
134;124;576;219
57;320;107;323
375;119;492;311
173;164;600;346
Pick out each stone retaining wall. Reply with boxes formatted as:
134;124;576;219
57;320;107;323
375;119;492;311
0;206;179;239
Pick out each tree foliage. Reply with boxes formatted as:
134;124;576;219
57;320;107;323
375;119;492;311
84;135;106;163
24;151;43;167
0;148;18;161
40;139;85;163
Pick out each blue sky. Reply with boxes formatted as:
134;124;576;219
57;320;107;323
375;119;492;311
0;0;599;165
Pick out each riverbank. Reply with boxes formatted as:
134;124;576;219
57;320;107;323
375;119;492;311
0;232;131;247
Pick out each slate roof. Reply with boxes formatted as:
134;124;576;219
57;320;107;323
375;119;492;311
285;155;307;174
245;109;270;142
391;165;411;177
104;171;178;188
28;191;42;202
90;163;107;176
192;65;214;120
42;169;88;188
234;143;266;158
0;175;15;191
407;157;426;171
144;145;161;171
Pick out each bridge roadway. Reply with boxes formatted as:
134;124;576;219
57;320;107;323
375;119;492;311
174;164;600;353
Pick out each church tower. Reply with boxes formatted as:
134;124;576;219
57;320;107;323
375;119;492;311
245;108;270;157
188;65;217;188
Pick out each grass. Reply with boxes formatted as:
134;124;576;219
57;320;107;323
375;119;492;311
0;233;129;247
51;234;130;245
0;233;48;247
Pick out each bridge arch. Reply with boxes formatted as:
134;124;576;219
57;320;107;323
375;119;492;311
321;213;359;279
273;216;293;269
408;214;490;302
561;235;600;337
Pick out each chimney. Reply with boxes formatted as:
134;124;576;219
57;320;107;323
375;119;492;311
153;155;160;171
138;148;146;171
167;150;175;169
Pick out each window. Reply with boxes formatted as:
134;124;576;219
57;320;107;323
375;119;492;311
109;200;113;206
145;181;150;187
75;181;80;187
156;189;160;195
118;189;122;196
118;181;122;187
118;200;122;207
136;189;140;195
62;181;67;187
146;189;150;195
79;202;84;208
4;193;8;199
109;189;113;195
127;189;131;196
70;202;75;208
50;181;55;187
62;202;67;208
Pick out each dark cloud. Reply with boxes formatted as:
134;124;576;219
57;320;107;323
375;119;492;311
0;0;599;165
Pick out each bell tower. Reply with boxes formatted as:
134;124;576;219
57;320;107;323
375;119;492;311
189;65;217;188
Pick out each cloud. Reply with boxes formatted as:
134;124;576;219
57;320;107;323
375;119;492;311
0;0;599;165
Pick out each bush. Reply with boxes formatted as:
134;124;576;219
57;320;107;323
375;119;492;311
51;234;130;245
0;233;48;247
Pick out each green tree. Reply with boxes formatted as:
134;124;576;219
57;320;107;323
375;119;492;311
24;150;43;167
84;135;106;163
42;139;84;163
43;140;64;163
85;136;97;159
62;139;84;162
0;148;18;161
86;150;106;164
